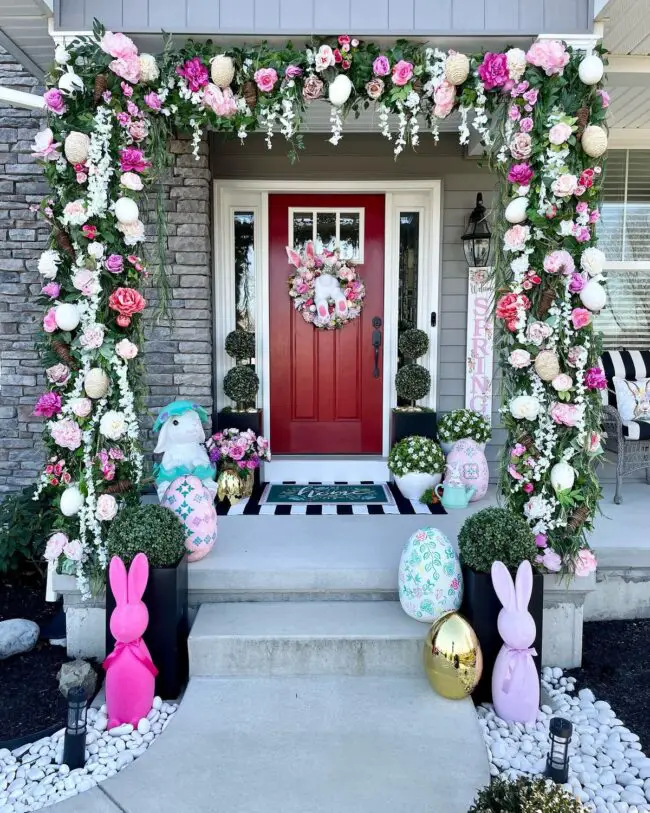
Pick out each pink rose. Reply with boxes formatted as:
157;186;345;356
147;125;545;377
63;538;83;561
96;494;118;522
203;84;238;116
42;282;61;298
254;67;278;94
373;55;390;76
477;52;509;90
46;364;70;385
105;254;124;273
115;338;139;360
519;117;533;133
302;74;324;101
503;224;530;252
567;345;588;368
144;91;162;111
571;308;592;330
523;482;534;494
526;40;569;76
573;226;591;243
597;89;610;108
315;45;335;72
285;65;303;79
508;464;523;481
550;402;580;427
32;128;60;161
543;249;575;275
43;307;58;333
70;398;92;418
568;272;587;293
43;89;66;115
45;532;68;562
523;89;539;106
100;31;138;59
433;80;456;118
508;162;533;186
120;172;143;191
552;173;578;198
574;549;597;577
538;548;563;572
585;431;602;454
72;268;100;297
50;418;82;450
510;132;532;160
109;55;141;84
392;60;414;86
508;104;521;121
552;373;573;392
511;443;527;458
526;321;552;346
549;123;572;145
584;367;607;390
365;78;385;101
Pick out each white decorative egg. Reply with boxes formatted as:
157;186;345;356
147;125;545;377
64;132;90;165
445;438;489;501
114;197;139;225
210;55;235;88
550;460;575;492
60;486;84;517
398;527;463;622
328;74;353;107
160;475;217;562
505;197;529;224
84;368;110;399
580;279;607;312
54;303;80;332
581;125;608;158
578;55;604;86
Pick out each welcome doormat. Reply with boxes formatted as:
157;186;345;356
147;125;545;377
216;482;447;516
262;483;393;505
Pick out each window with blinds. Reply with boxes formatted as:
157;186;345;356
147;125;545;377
595;149;650;350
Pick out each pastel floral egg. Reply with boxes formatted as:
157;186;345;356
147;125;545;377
160;475;217;562
445;438;489;501
398;527;463;622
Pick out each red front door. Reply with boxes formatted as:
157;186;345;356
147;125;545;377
269;194;385;455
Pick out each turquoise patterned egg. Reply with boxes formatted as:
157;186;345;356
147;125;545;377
160;475;217;562
398;527;463;623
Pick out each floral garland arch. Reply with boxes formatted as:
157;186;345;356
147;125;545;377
35;21;608;593
286;242;365;329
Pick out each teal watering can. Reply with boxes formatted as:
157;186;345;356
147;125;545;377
435;481;476;510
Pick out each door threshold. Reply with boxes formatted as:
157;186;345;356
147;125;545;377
263;457;389;482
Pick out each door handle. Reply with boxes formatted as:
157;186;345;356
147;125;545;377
371;317;382;379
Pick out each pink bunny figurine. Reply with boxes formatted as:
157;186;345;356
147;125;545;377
103;554;158;729
491;559;540;724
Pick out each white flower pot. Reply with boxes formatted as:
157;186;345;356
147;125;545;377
394;472;441;501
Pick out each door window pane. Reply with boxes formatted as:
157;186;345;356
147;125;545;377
398;212;420;332
234;211;255;332
290;209;363;261
292;212;313;253
316;212;337;254
339;212;360;260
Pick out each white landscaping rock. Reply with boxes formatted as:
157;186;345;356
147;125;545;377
0;620;40;660
0;698;176;811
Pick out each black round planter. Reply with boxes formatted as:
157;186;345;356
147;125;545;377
460;565;544;705
106;556;188;700
391;409;437;445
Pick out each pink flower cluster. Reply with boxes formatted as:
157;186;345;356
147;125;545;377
96;447;125;481
207;428;271;470
176;57;209;92
43;456;72;488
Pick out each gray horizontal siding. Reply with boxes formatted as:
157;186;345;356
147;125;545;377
55;0;594;35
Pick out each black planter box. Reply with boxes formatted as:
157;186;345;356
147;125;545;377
391;409;437;445
106;556;188;700
460;565;544;705
215;409;262;435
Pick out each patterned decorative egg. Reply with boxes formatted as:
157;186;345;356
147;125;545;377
160;475;217;562
445;438;489;501
398;527;463;623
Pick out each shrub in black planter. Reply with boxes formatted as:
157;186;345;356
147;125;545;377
468;777;585;813
458;507;543;704
223;365;259;412
106;504;188;699
393;328;436;441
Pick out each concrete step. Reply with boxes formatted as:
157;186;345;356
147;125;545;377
189;600;428;677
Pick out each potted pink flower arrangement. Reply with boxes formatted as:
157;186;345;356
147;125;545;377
206;428;271;502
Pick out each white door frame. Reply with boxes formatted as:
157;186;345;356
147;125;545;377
213;179;442;481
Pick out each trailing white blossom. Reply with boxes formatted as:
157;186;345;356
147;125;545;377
85;106;114;217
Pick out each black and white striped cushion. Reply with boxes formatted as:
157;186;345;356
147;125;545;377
622;420;650;441
599;350;650;409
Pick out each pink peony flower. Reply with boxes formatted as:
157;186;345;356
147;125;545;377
129;120;148;141
63;539;83;561
108;287;146;327
34;391;62;418
285;65;303;78
50;418;82;450
550;401;580;427
203;84;238;116
568;272;588;293
144;91;162;111
543;249;575;275
109;55;141;84
373;55;390;76
119;147;150;173
391;60;414;86
575;202;588;214
510;132;532;160
105;254;124;273
176;57;209;92
115;338;139;360
254;67;278;93
573;549;597;577
538;548;563;572
79;323;105;350
508;162;534;186
46;364;70;385
526;321;552;346
41;282;61;298
477;52;509;90
72;268;100;297
32;128;60;161
100;31;138;59
509;349;532;369
549;122;572;145
433;80;456;118
45;532;68;562
552;173;578;198
584;366;607;390
571;308;592;330
43;307;57;333
573;226;591;243
503;224;530;252
526;40;569;76
43;89;66;115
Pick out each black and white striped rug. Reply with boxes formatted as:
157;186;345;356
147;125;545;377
216;482;447;516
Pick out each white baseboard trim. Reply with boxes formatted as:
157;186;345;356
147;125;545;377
263;456;390;482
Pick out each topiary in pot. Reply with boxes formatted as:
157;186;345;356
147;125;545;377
458;507;537;573
106;503;186;568
223;364;259;412
468;777;585;813
395;363;431;407
398;328;429;361
225;329;255;362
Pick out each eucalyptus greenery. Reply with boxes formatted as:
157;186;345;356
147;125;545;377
458;507;538;574
468;777;585;813
388;436;445;477
223;365;259;410
395;363;431;406
106;503;186;568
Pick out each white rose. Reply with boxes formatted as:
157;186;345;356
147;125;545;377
120;172;144;191
138;53;160;82
558;220;575;237
508;349;532;369
115;339;139;360
510;394;541;421
552;374;573;391
87;242;105;259
551;174;578;198
506;48;527;81
100;410;127;440
524;495;546;520
38;250;61;279
117;219;145;245
96;494;118;522
315;45;335;72
54;45;70;65
580;247;607;277
70;397;92;418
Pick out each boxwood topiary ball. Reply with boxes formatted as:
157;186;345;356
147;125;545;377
223;364;259;405
395;363;431;402
398;328;429;360
225;329;255;361
106;504;186;568
458;507;537;574
468;776;586;812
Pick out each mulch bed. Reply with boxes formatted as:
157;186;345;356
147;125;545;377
0;572;71;743
568;619;650;752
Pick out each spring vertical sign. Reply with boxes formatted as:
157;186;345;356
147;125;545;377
465;267;494;422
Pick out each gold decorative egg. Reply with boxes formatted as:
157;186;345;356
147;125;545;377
84;368;109;400
581;125;608;159
444;53;470;86
64;132;90;165
210;55;235;88
534;350;560;382
423;611;483;700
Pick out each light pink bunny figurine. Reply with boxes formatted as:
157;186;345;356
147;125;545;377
491;559;540;724
103;554;158;729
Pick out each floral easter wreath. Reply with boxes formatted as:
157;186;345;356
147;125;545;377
285;241;366;330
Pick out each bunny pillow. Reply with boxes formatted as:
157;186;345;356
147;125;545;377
153;400;217;501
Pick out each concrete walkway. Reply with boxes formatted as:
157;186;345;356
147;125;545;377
52;676;490;813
